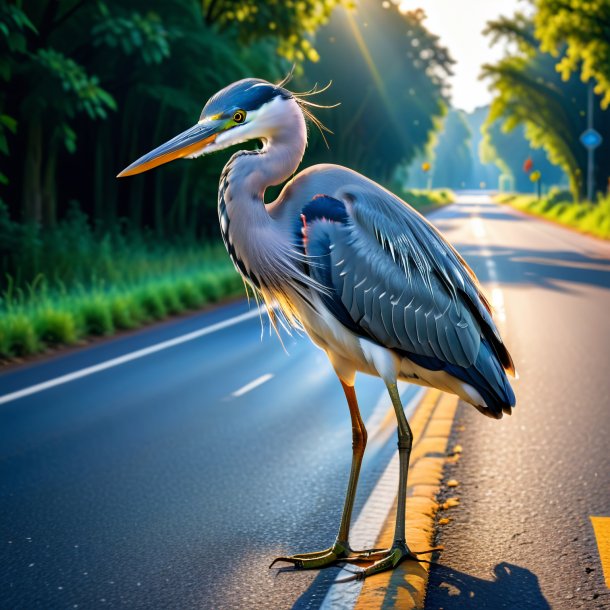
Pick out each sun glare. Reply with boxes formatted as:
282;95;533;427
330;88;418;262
394;0;522;111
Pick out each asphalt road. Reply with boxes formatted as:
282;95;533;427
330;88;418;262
1;195;609;610
0;282;413;608
425;197;610;609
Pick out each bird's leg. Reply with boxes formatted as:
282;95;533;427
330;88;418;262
339;382;428;580
270;379;367;570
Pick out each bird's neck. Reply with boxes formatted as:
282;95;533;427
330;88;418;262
217;114;307;288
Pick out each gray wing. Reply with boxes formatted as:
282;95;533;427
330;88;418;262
302;185;513;373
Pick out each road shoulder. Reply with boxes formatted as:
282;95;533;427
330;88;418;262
354;390;460;610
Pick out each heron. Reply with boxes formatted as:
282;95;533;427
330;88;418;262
118;76;516;580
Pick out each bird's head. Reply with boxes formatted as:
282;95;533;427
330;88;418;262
117;76;329;178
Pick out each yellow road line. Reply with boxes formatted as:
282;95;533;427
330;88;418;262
591;516;610;588
355;391;460;610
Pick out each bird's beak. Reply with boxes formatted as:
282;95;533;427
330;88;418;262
117;121;221;177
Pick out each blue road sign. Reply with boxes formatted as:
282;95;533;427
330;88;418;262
580;128;603;150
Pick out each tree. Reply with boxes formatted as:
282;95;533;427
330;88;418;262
534;0;610;108
302;4;454;184
201;0;351;63
1;1;169;224
480;122;566;192
431;109;473;189
482;13;610;200
1;0;351;233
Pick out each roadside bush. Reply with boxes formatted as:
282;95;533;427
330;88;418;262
546;188;572;206
137;288;167;320
199;274;224;302
176;280;204;309
398;188;455;211
498;192;610;240
218;271;243;294
157;283;185;315
110;295;140;330
80;298;114;336
34;309;77;346
1;314;38;357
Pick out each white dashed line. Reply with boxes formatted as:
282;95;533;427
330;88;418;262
0;306;266;406
231;373;274;397
470;216;487;239
471;208;507;330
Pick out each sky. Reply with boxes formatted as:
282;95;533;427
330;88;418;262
398;0;522;112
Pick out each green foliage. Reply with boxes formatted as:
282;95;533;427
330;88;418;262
34;309;77;346
431;110;473;189
202;0;351;63
482;13;610;200
0;215;243;359
80;297;115;335
110;295;140;330
387;185;454;211
0;314;38;357
498;190;610;239
304;4;453;183
534;0;610;108
480;122;566;192
92;4;171;65
0;4;36;64
32;49;117;120
0;263;243;359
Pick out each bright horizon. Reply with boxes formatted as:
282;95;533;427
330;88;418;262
398;0;522;112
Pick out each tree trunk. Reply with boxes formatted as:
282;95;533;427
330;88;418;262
94;130;105;226
22;116;43;224
41;140;57;226
152;104;167;237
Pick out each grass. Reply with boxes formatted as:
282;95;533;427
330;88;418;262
398;188;455;212
0;191;452;363
0;203;244;361
0;266;243;360
496;190;610;240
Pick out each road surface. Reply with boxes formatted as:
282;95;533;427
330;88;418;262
424;197;610;609
1;195;609;609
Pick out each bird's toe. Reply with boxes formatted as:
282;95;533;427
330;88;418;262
269;541;351;570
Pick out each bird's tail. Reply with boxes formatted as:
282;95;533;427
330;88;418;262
445;339;516;419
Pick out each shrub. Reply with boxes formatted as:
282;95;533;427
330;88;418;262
199;274;224;302
157;283;185;315
80;298;114;335
110;295;139;329
499;192;610;240
176;280;204;309
1;314;38;357
34;309;77;345
137;288;167;320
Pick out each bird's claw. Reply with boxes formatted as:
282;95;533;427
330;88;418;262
334;541;443;583
270;540;351;570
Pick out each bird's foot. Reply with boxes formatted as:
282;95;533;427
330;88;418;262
336;540;442;582
269;540;351;570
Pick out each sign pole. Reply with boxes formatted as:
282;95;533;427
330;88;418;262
580;83;602;201
587;81;594;202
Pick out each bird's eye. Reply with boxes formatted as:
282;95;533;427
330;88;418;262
233;110;246;124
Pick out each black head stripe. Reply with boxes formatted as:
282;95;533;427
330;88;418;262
201;79;291;120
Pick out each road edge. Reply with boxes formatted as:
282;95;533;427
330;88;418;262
354;390;460;610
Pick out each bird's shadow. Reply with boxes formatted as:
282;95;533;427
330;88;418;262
290;561;551;609
424;562;552;610
454;244;610;292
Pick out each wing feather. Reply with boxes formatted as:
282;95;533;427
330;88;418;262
298;187;514;374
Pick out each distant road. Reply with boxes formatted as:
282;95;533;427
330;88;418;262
1;195;609;609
